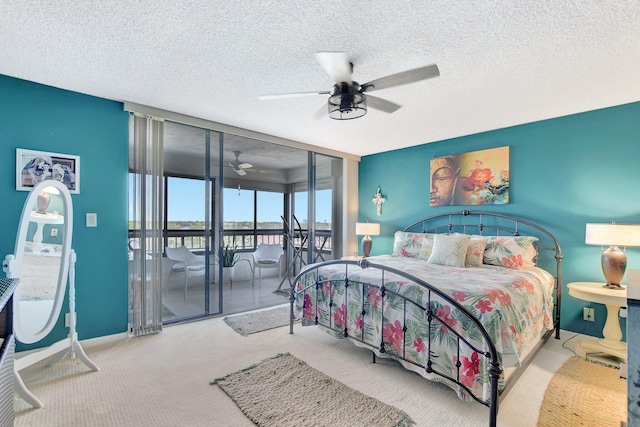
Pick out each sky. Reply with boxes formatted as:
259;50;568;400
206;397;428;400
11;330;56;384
159;176;332;223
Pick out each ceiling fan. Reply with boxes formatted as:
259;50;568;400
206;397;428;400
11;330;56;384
259;52;440;120
229;151;253;176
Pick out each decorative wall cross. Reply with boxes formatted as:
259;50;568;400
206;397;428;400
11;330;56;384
372;187;386;216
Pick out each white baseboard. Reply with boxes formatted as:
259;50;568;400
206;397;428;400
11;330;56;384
16;331;129;358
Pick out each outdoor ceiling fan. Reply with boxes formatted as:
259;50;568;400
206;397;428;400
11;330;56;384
259;52;440;120
229;151;253;176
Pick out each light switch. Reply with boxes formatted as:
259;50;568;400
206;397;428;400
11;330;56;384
86;213;97;227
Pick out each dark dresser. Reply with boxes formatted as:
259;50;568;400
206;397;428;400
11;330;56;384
0;278;18;426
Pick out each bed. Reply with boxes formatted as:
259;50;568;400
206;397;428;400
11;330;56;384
288;211;562;427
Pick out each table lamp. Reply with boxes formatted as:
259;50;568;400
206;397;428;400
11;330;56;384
355;222;380;257
585;222;640;289
36;185;60;214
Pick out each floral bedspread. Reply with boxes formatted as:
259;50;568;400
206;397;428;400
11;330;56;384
293;255;555;402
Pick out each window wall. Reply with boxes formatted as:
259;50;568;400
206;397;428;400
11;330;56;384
166;176;209;250
222;188;285;249
129;110;349;324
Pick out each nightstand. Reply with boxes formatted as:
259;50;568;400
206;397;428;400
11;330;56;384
567;281;627;361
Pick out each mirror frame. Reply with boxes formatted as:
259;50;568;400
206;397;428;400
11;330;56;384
13;179;73;344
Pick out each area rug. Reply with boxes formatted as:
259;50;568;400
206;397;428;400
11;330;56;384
272;288;291;297
538;356;626;426
223;305;292;336
211;353;413;427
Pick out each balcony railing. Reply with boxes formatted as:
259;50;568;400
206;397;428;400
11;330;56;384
128;228;332;257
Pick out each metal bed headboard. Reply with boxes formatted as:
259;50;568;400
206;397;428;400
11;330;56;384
403;210;563;338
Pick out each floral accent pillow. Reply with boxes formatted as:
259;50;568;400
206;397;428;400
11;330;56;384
427;233;471;267
465;236;488;267
392;231;430;258
483;235;539;268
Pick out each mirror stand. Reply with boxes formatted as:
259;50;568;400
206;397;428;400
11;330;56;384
4;250;99;408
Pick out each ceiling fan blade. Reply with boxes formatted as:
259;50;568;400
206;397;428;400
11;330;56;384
315;52;352;83
259;91;330;100
238;163;253;169
362;64;440;92
235;169;247;176
366;95;402;113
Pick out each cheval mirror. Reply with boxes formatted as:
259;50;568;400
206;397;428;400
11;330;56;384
3;179;98;408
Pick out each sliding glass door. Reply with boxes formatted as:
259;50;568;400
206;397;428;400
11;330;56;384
311;153;343;263
129;112;346;325
287;152;342;271
162;122;220;322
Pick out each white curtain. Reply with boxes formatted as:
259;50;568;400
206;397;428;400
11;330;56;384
128;114;164;337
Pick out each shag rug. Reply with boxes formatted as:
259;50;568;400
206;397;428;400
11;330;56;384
211;353;413;427
538;356;626;426
223;305;292;336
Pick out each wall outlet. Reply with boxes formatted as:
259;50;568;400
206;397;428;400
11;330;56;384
583;307;595;321
50;228;58;237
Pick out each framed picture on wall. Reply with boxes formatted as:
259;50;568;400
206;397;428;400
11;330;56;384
430;146;509;206
16;148;80;194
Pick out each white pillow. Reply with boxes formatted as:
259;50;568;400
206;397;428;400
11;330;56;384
417;235;435;260
427;233;471;267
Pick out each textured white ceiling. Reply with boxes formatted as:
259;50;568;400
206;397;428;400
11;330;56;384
1;1;638;157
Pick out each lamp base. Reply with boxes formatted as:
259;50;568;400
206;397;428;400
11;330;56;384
37;192;50;214
603;283;625;290
361;235;372;258
601;245;626;289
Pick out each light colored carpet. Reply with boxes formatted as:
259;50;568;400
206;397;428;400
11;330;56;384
14;316;583;427
19;254;60;300
223;305;291;336
538;357;626;427
212;352;413;426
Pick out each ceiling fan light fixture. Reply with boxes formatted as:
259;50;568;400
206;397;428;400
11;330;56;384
328;82;367;120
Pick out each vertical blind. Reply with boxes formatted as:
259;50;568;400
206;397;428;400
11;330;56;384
128;114;164;337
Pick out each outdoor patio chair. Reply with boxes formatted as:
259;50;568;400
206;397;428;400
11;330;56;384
251;244;284;285
165;246;206;299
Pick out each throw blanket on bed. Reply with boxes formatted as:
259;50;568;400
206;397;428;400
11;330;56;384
294;255;555;401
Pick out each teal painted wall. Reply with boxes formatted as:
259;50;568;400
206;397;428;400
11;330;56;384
2;73;637;347
359;102;640;339
0;75;129;350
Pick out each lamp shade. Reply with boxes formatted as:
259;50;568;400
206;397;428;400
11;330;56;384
355;222;380;236
585;223;640;247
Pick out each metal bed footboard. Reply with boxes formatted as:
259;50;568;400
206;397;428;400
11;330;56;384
288;211;563;427
289;258;503;425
